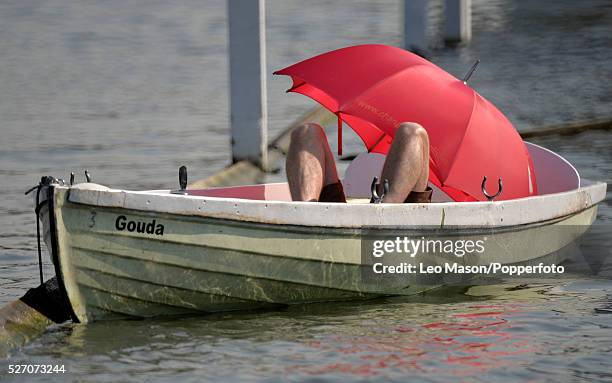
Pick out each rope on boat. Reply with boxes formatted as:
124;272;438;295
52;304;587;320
25;183;45;285
34;186;44;285
25;176;64;285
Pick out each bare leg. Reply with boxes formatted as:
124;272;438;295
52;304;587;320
286;123;340;201
379;122;430;203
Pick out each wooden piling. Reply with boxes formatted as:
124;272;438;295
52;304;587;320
520;118;612;139
444;0;472;45
228;0;268;169
189;107;334;189
404;0;429;53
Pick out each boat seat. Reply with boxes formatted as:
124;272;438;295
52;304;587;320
342;152;453;202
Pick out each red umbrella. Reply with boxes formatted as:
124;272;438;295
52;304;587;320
274;44;537;202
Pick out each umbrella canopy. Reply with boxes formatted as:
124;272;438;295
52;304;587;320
274;44;537;201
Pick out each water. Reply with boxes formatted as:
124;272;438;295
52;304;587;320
1;0;611;381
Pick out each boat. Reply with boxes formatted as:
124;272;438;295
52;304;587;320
34;142;606;323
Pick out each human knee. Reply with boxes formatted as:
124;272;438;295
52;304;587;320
291;123;325;142
397;122;428;139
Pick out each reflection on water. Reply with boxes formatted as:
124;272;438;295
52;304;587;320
0;0;611;381
2;283;612;382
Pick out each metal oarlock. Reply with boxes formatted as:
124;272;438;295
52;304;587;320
370;177;389;204
172;166;188;195
482;176;503;201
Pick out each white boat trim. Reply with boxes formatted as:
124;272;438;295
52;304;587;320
65;180;606;228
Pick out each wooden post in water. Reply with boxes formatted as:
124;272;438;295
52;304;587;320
0;277;70;356
403;0;428;54
444;0;472;45
228;0;268;169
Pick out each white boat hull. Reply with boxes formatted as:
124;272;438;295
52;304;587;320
38;179;606;323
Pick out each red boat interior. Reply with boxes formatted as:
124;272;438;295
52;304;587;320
187;142;580;202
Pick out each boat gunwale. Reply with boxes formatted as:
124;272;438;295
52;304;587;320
63;180;607;228
63;198;593;237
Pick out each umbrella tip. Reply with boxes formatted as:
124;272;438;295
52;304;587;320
462;59;480;84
